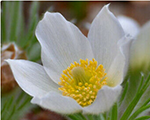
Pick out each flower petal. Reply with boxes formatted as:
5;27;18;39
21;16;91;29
36;12;94;84
107;35;133;86
31;91;82;114
118;16;140;37
130;21;150;71
83;85;122;114
6;59;59;97
88;4;125;72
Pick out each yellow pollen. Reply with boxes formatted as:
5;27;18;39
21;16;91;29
58;58;107;107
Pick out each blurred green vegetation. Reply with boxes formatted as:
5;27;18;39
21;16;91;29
1;2;40;120
1;1;41;62
69;2;87;23
1;88;33;120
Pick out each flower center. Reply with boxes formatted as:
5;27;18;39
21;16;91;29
58;58;107;107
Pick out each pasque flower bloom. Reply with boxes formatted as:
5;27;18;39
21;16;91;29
6;5;131;114
118;16;150;71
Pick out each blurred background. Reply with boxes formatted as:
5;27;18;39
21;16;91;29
1;1;150;120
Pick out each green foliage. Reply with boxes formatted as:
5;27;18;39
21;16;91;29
1;88;33;120
1;1;40;62
69;2;87;22
68;113;87;120
1;1;40;120
120;74;150;120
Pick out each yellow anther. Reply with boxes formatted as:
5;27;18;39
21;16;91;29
59;58;107;107
83;103;87;106
91;96;95;99
78;82;82;86
75;90;79;93
84;87;89;92
82;86;85;89
63;70;67;74
85;83;88;86
78;87;82;90
58;82;61;85
88;99;93;104
93;85;97;89
83;98;87;101
89;84;93;88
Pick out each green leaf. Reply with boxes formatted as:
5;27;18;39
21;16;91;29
18;2;41;62
9;2;22;42
1;2;7;43
2;1;25;44
20;1;39;48
86;114;95;120
111;103;118;120
119;81;129;106
2;2;13;42
98;114;106;120
134;116;150;120
68;113;87;120
2;1;41;62
120;74;150;120
68;115;81;120
29;2;39;26
137;74;144;93
26;41;41;61
1;88;34;120
128;104;150;120
140;98;150;108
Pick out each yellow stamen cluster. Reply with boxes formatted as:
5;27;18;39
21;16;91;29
58;58;107;107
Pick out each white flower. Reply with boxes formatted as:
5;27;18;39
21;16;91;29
118;16;150;71
117;16;140;37
6;5;131;115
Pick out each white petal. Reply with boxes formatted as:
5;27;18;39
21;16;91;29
107;35;133;86
6;59;59;97
83;85;122;114
31;91;82;114
130;21;150;70
106;51;124;87
118;16;140;37
88;4;125;72
36;12;94;84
